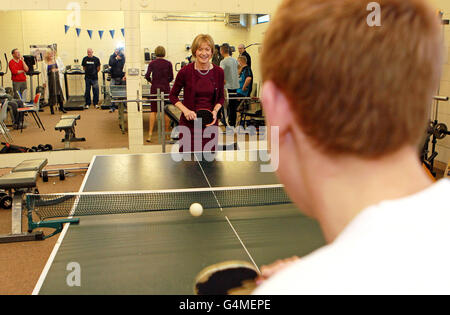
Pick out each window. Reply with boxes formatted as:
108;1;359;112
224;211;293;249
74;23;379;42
257;14;270;24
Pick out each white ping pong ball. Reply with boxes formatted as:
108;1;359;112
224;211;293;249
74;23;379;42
189;203;203;217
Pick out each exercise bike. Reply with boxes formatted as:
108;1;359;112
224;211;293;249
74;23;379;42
421;96;450;177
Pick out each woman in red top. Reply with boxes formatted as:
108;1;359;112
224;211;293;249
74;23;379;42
169;34;225;152
145;46;174;142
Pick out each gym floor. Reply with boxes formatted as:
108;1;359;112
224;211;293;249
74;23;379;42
4;102;256;150
4;102;168;151
0;164;86;295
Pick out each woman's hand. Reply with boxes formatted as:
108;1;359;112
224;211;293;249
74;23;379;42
256;256;300;285
206;110;218;127
183;109;197;121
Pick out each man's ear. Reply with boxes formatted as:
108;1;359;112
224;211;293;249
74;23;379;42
262;81;295;136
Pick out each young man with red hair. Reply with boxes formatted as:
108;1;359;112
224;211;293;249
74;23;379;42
255;0;450;294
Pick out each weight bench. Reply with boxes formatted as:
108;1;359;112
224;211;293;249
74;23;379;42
164;104;181;126
0;158;49;207
55;114;86;150
164;104;182;141
0;158;79;243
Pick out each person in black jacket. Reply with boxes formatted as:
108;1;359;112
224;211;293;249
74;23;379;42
109;48;125;85
108;48;126;112
238;44;251;68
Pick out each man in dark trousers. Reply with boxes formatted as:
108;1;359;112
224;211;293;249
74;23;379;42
108;48;126;112
109;48;125;85
82;48;101;109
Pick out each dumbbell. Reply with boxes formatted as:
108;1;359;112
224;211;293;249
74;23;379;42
29;144;53;152
38;144;53;152
44;144;53;151
42;169;66;182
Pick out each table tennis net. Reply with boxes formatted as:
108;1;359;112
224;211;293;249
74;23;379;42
26;185;291;220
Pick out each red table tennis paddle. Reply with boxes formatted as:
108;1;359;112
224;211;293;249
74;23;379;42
194;260;259;295
196;109;215;126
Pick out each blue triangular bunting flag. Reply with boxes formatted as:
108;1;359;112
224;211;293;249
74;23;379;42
64;25;70;34
121;28;125;37
109;30;115;39
76;28;81;37
87;30;93;39
98;30;104;39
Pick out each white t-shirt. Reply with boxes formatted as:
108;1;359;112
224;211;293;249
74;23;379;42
220;56;239;90
254;179;450;295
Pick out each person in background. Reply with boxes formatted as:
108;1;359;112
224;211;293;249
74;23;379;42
0;87;23;130
238;44;251;68
253;0;450;294
8;49;29;99
220;44;239;127
108;48;126;112
212;44;223;66
81;48;101;109
42;50;66;114
145;46;174;143
169;34;225;152
237;55;253;99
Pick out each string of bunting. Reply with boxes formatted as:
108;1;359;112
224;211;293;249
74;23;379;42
64;25;125;39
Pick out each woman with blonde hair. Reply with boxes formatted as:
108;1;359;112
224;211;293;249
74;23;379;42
169;34;225;152
42;49;66;114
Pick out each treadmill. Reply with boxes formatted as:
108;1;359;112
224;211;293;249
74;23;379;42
64;65;85;111
0;53;8;87
23;55;41;103
101;65;111;110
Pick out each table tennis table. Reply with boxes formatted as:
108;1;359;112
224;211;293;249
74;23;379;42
33;150;325;295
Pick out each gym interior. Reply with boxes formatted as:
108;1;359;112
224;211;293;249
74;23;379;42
0;4;270;157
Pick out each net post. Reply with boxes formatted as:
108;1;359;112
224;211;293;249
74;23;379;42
11;192;23;235
161;91;166;153
0;192;44;243
157;88;161;144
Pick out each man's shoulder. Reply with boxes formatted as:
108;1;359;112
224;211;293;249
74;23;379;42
222;57;237;67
